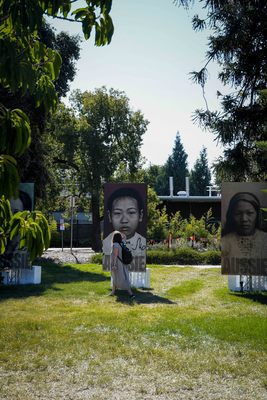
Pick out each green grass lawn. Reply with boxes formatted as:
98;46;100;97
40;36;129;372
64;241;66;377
0;262;267;400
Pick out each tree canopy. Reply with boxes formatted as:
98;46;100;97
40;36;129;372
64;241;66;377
46;87;149;250
153;132;189;195
190;147;211;196
2;25;82;199
40;22;81;99
188;0;267;181
0;0;114;198
0;1;114;259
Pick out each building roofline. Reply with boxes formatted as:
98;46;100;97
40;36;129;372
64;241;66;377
159;196;221;203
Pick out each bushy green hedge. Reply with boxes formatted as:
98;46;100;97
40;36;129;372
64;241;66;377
92;249;221;266
147;248;202;265
201;250;221;265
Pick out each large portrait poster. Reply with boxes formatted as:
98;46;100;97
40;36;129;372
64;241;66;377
221;182;267;276
102;183;147;272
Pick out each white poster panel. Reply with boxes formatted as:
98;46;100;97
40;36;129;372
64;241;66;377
221;182;267;276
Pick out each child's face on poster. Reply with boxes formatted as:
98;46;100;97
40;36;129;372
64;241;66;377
108;196;143;239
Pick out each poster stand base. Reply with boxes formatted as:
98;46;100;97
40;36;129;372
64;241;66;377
111;268;151;289
129;269;150;288
1;266;41;285
228;275;267;292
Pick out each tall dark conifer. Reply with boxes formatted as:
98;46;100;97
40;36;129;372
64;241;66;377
155;132;189;195
188;0;267;181
190;147;211;195
166;132;189;194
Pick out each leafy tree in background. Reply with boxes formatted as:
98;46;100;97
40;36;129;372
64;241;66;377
143;164;163;190
40;23;81;99
190;147;211;196
66;87;148;251
0;0;114;199
37;102;81;214
14;26;81;199
143;164;166;195
0;1;114;258
111;162;146;184
147;186;168;241
186;0;267;181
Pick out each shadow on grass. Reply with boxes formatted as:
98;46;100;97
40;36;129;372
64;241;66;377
231;292;267;305
0;260;109;301
113;289;175;305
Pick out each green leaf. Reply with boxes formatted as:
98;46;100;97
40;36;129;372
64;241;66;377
102;0;113;14
82;19;92;41
72;8;89;20
44;61;56;80
105;15;114;44
0;155;20;198
10;218;22;240
60;2;71;18
53;51;62;80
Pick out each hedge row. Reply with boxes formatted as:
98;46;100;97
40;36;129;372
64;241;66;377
91;248;221;266
147;249;221;265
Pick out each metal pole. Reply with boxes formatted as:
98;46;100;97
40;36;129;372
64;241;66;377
249;275;253;292
61;230;64;252
185;176;190;196
70;196;74;253
169;176;173;197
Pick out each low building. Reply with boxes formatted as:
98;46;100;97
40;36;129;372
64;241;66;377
158;195;221;224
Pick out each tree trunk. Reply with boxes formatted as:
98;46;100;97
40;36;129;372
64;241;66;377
91;192;102;252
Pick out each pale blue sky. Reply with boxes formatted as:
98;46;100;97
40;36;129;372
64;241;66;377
48;0;225;174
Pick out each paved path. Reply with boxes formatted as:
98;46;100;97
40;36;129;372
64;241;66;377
42;248;221;267
163;264;221;268
42;248;95;264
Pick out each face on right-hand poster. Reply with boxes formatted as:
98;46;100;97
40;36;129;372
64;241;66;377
221;182;267;276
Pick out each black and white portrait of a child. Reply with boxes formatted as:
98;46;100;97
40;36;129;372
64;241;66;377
102;184;147;272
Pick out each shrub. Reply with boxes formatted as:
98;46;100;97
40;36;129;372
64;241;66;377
92;253;102;264
147;248;203;265
91;249;221;266
201;250;221;265
50;230;61;246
